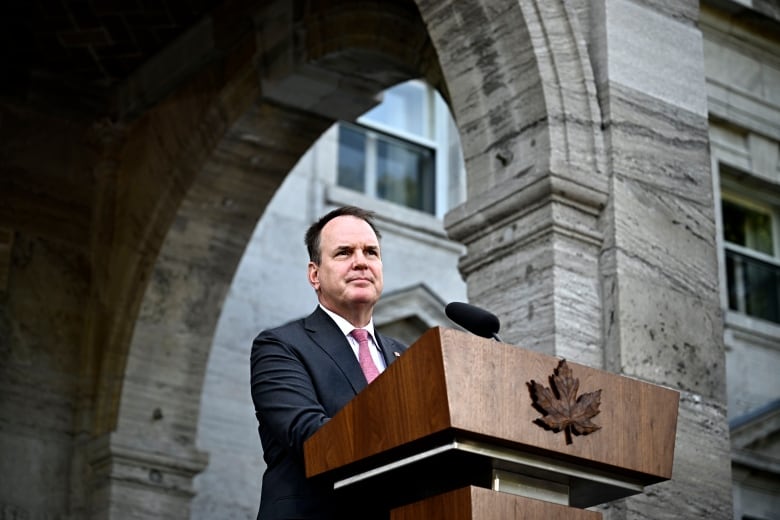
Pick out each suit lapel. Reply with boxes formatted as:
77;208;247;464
376;333;403;368
304;307;367;393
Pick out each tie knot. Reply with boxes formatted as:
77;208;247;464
351;328;369;343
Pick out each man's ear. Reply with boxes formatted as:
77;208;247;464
307;261;320;291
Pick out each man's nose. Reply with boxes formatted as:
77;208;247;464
352;251;368;266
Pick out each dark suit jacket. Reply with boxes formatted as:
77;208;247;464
250;306;408;520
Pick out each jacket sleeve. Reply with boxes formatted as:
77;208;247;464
250;329;329;460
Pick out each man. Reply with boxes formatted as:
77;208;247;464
250;206;408;519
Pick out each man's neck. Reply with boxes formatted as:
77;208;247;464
319;303;373;329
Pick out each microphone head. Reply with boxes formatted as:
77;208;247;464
445;302;501;339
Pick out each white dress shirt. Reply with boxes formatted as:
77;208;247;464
319;304;386;371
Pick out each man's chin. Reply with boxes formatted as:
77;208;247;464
346;289;380;305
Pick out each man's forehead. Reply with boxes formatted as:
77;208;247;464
322;216;378;240
329;240;380;248
326;234;380;249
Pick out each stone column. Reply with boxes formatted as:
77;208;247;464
590;1;731;518
86;432;208;519
433;0;610;367
437;0;731;518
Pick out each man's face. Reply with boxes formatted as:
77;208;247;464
308;215;384;317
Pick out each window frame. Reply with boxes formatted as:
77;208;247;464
721;191;779;261
718;166;780;324
337;120;437;214
335;79;463;219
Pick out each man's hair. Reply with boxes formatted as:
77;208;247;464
305;206;381;264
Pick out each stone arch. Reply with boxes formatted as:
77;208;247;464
417;0;607;360
417;0;605;193
96;0;608;516
95;0;445;516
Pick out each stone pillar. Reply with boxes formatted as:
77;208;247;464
445;179;606;368
434;0;609;367
591;1;731;518
86;432;208;519
437;0;731;518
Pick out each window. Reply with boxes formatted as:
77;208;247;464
723;198;774;255
721;181;780;325
336;80;464;217
338;123;435;214
361;80;428;138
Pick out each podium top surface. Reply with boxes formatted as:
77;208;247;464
304;327;679;485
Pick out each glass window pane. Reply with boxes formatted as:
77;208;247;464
376;134;435;214
722;199;774;255
362;81;426;138
337;126;367;192
725;249;780;324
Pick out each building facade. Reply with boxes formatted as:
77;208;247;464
0;1;777;519
701;3;780;518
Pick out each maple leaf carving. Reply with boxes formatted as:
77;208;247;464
528;359;602;445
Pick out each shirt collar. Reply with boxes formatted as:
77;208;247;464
319;304;376;339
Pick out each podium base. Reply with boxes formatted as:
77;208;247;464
332;437;643;509
390;486;602;520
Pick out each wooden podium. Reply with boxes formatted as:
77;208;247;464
304;327;679;518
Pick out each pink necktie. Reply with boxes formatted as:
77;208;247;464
351;328;380;383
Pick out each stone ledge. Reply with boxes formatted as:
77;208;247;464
88;432;209;498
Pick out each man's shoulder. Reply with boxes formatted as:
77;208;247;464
263;316;307;334
251;316;311;357
255;307;332;339
257;316;305;339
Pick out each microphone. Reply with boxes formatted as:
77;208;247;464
445;302;502;342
